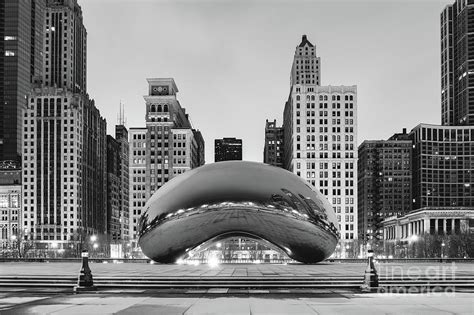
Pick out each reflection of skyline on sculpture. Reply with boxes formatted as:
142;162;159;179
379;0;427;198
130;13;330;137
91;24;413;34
138;161;339;263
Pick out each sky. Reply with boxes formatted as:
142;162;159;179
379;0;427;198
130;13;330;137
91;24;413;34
80;0;448;163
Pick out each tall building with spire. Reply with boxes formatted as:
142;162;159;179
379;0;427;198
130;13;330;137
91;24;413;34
129;78;205;248
0;0;45;163
441;0;474;126
283;35;358;242
290;35;321;86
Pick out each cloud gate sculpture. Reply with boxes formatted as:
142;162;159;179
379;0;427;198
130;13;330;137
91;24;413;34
138;161;339;263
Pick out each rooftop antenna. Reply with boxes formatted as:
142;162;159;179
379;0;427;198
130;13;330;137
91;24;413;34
117;100;127;126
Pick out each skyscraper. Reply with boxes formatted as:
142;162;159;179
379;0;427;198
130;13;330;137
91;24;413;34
290;34;321;86
410;124;473;210
381;124;474;243
357;129;412;242
106;135;121;242
129;78;205;246
23;87;107;250
380;4;474;244
0;0;45;162
115;124;130;244
263;119;284;168
215;138;242;162
21;0;108;253
283;35;358;241
441;0;474;126
43;0;86;93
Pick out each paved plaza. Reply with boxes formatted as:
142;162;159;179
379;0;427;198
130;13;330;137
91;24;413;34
1;261;473;278
0;292;473;314
1;262;473;314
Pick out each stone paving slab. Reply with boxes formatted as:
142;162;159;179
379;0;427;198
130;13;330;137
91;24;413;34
0;292;473;314
0;262;472;278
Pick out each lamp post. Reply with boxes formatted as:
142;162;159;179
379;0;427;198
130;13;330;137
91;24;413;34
361;249;379;292
441;242;446;260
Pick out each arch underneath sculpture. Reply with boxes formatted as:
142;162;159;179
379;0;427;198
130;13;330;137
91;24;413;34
180;231;291;263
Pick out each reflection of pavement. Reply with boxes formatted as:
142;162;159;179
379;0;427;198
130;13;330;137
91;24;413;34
0;262;473;277
1;292;473;314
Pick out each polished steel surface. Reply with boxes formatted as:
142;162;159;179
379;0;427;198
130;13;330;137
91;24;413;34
138;161;339;263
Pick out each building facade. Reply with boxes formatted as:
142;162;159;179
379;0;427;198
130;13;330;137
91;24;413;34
283;87;358;240
263;119;284;168
441;0;474;126
215;138;242;162
44;0;86;94
106;135;121;241
129;127;147;246
379;4;474;245
17;0;109;254
0;163;21;251
22;87;106;252
383;208;474;242
129;78;205;247
115;125;130;243
380;124;474;242
0;0;45;162
283;36;358;241
411;124;474;210
357;130;412;242
290;34;320;86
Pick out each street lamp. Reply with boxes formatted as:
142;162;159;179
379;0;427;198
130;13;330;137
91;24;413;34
90;235;97;242
441;242;446;259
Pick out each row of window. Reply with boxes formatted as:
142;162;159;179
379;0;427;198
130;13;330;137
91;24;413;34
295;94;355;101
0;194;20;208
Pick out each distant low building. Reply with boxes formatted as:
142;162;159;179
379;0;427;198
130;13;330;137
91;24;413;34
263;119;284;168
0;162;21;249
383;207;474;242
215;138;242;162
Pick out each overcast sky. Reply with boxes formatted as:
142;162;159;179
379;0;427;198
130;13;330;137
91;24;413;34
81;0;448;163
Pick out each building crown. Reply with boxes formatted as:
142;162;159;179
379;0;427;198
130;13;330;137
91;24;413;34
147;78;178;96
298;34;314;48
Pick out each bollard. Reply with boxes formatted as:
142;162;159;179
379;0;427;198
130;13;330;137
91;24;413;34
74;250;97;292
361;249;378;292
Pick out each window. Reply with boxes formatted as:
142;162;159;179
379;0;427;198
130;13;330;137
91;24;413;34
5;51;15;56
0;195;8;208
